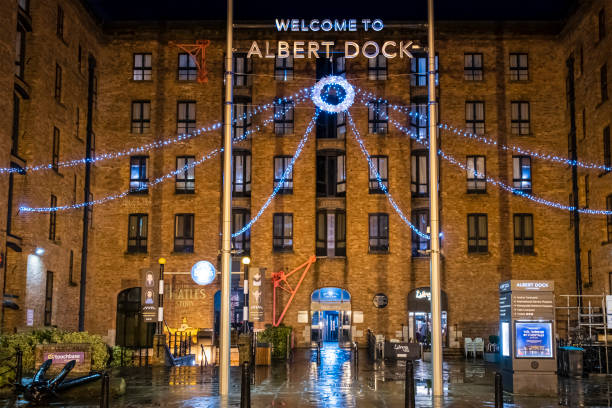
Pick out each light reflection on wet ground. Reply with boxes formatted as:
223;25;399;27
1;342;611;407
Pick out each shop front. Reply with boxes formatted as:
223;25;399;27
407;287;448;346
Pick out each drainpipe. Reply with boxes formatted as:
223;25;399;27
78;55;96;331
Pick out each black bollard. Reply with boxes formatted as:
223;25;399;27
495;372;503;408
15;349;23;386
405;360;415;408
100;372;110;408
317;342;321;365
241;361;251;408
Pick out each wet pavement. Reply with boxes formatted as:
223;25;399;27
2;342;612;407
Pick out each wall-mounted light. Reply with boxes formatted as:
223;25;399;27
35;247;45;256
241;257;251;265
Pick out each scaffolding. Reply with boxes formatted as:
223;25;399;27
556;294;610;374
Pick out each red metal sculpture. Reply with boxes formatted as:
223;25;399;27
272;255;317;327
175;40;211;83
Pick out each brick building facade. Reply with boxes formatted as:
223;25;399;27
0;0;610;349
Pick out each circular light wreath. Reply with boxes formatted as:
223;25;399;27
311;75;355;113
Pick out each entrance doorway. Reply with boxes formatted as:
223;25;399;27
310;288;351;346
407;287;448;346
115;287;155;347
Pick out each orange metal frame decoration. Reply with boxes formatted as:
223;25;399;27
272;255;317;327
175;40;210;83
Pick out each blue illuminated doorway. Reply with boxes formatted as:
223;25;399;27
311;288;351;346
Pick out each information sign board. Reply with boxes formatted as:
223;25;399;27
515;321;553;359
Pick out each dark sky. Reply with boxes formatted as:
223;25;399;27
86;0;577;22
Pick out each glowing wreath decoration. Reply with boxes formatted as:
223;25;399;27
311;75;355;113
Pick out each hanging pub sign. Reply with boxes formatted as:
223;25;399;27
247;19;419;59
141;268;157;323
372;293;388;308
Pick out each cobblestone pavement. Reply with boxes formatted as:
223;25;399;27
2;342;611;407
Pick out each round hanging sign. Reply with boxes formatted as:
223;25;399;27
372;293;388;308
191;261;216;285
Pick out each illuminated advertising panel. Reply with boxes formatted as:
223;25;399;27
501;322;510;357
515;321;553;359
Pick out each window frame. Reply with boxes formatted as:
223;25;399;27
178;52;197;81
274;100;294;135
466;155;486;193
599;8;606;41
56;6;64;40
411;209;430;257
273;213;293;252
411;150;429;197
133;53;152;81
604;125;611;170
606;194;612;242
233;53;252;88
273;155;293;194
232;209;251;255
131;100;151;133
368;100;388;134
368;213;389;253
601;63;608;103
411;53;439;87
369;155;388;194
465;101;485;135
316;151;346;197
512;155;532;193
44;271;53;326
464;53;483;81
232;149;251;197
316;210;346;257
511;101;530;135
410;97;428;140
127;213;148;253
174;213;195;253
175;156;195;193
55;63;62;102
129;156;149;194
68;249;75;285
15;24;26;78
233;96;252;139
52;127;60;172
368;55;387;80
177;101;196;134
509;53;529;81
49;195;57;241
513;213;534;254
467;213;488;253
275;55;294;81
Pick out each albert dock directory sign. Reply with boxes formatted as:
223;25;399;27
499;280;557;396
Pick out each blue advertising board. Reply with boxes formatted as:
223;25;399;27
515;321;553;358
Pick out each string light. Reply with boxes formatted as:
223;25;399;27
355;89;612;173
1;87;314;175
232;109;320;238
345;111;430;240
312;75;355;113
18;106;295;213
361;99;612;216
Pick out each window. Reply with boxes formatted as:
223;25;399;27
316;111;346;139
44;271;53;326
582;108;587;140
68;250;75;285
49;195;57;240
129;156;148;193
233;150;251;196
316;151;346;197
586;249;593;286
178;53;197;81
510;53;528;81
92;75;98;109
411;209;430;256
15;25;26;78
512;156;532;192
511;101;530;135
584;175;590;208
18;0;29;12
316;54;345;79
273;213;293;251
369;213;389;252
368;100;388;134
514;213;534;254
56;6;64;40
468;214;488;253
174;214;194;252
133;53;152;81
607;195;612;242
411;150;428;196
52;127;60;171
177;101;196;134
599;8;606;41
274;100;294;135
131;101;151;133
410;97;428;140
464;53;483;80
317;210;346;257
368;55;387;80
369;156;388;193
234;97;252;139
75;107;80;140
601;64;608;102
411;54;438;87
232;209;250;254
55;64;62;102
466;101;485;134
275;56;293;81
274;156;293;194
12;93;20;155
176;156;195;193
127;214;148;253
467;156;486;193
604;126;611;170
233;54;252;87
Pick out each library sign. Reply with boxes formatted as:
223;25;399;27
247;19;418;59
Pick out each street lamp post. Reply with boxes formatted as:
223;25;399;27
427;0;444;398
157;258;166;335
242;257;250;334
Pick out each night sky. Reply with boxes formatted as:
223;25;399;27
86;0;577;22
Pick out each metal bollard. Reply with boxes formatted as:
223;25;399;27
100;372;110;408
317;342;321;365
405;360;415;408
495;372;503;408
354;342;359;366
241;361;251;408
15;349;23;386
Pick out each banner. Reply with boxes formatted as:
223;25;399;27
141;268;157;322
249;268;264;322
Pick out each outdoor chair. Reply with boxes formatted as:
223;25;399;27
473;338;485;358
464;337;474;358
